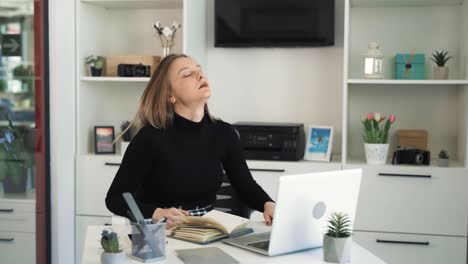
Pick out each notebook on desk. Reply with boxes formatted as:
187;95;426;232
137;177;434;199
223;169;363;256
175;247;239;264
168;210;254;244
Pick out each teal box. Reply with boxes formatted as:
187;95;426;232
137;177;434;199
395;53;425;79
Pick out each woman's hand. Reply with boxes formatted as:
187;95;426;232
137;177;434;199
263;201;275;226
152;207;189;229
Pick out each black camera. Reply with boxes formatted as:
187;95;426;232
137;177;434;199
117;63;151;77
392;147;430;165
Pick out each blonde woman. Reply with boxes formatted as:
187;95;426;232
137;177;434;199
105;54;275;229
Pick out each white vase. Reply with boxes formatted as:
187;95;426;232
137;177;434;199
323;235;352;263
433;66;449;80
101;251;127;264
364;143;389;165
121;141;130;155
438;158;449;167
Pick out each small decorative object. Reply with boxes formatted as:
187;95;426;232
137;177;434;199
117;64;151;77
94;126;116;154
431;50;452;80
323;212;352;263
395;52;425;79
361;112;396;164
85;55;105;77
363;42;384;79
153;21;181;58
392;147;430;165
438;149;449;167
304;126;334;162
120;121;132;155
396;129;428;150
0;114;31;194
12;64;34;99
101;229;127;264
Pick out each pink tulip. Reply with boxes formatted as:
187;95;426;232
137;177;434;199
367;112;374;121
389;114;396;123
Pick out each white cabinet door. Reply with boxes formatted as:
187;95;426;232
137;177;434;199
76;215;112;264
76;155;122;216
353;231;467;264
347;165;468;236
0;201;35;233
0;231;35;264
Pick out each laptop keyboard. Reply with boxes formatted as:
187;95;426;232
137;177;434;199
248;240;270;251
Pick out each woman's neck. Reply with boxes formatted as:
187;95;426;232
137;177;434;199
174;104;205;122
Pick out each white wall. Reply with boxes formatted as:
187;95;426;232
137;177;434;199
205;0;345;155
49;0;76;263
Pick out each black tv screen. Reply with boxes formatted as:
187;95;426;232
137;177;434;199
215;0;335;47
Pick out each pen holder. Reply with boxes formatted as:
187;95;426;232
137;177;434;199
131;219;166;262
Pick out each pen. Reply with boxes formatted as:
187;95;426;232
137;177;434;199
155;217;166;224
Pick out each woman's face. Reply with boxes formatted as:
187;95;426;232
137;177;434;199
168;57;211;106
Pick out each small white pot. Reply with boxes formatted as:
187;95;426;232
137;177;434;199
438;158;449;167
364;143;389;165
121;141;130;155
101;251;127;264
433;66;449;80
323;235;352;263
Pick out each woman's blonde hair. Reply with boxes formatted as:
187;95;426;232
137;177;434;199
115;54;213;143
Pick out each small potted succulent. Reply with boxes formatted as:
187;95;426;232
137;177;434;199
431;50;452;80
438;149;449;167
101;229;127;264
323;212;352;263
85;55;105;77
120;121;132;155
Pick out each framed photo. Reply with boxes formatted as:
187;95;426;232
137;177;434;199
304;125;334;161
94;126;115;154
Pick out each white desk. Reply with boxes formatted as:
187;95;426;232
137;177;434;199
82;222;385;264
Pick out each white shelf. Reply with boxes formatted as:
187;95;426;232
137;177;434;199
346;157;465;168
81;0;183;9
351;0;463;8
348;79;468;85
81;76;150;82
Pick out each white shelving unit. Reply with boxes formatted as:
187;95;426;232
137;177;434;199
343;0;468;167
80;76;150;82
74;1;207;263
343;1;468;263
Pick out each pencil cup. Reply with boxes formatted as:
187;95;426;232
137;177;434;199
131;219;166;262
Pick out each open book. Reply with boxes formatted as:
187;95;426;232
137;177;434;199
168;210;254;244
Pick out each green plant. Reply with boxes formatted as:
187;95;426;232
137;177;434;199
0;114;30;184
101;229;122;253
431;50;452;67
361;112;396;144
12;64;34;97
438;149;449;159
326;212;351;238
85;55;105;69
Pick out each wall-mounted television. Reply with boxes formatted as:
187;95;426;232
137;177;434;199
215;0;335;47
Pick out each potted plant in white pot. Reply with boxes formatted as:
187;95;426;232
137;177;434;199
361;112;396;164
101;229;127;264
323;212;352;263
431;50;451;80
0;114;31;194
438;149;449;167
85;55;105;77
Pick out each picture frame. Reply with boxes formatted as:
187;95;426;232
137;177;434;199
94;126;115;154
304;125;334;162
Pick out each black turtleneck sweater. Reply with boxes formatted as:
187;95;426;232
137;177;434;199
105;113;273;218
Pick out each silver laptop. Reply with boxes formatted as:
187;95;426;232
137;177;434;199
222;169;362;256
